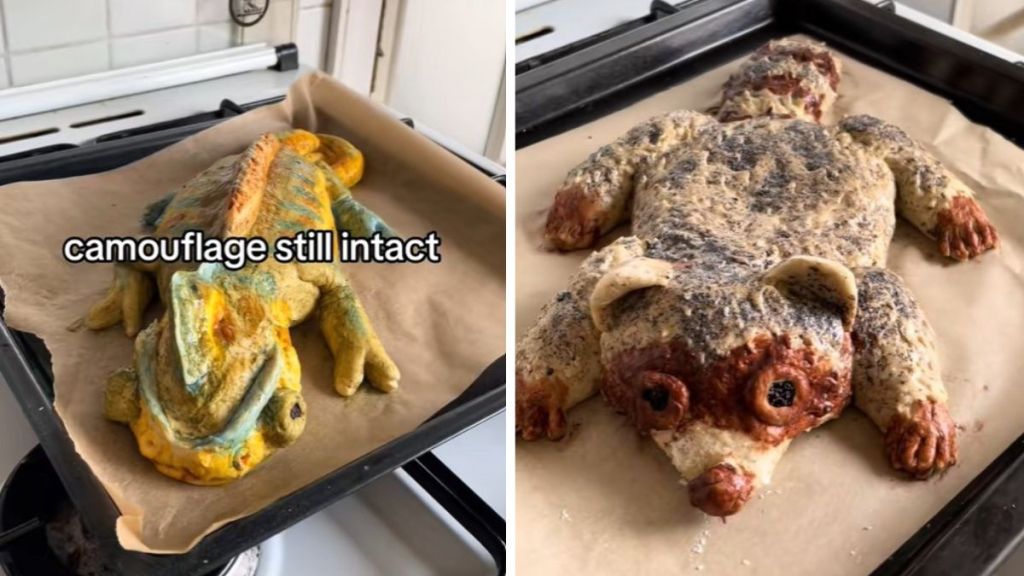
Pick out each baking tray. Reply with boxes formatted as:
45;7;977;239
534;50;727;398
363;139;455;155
0;104;506;575
515;0;1024;574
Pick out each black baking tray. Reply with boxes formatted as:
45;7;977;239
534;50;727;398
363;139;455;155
515;0;1024;574
0;102;506;574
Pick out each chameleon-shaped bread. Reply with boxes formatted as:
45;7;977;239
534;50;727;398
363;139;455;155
517;39;997;516
88;130;399;485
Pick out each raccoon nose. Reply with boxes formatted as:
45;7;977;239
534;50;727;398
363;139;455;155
633;371;689;432
689;463;754;517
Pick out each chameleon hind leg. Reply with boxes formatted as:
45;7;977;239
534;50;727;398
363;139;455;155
85;263;155;338
304;264;400;396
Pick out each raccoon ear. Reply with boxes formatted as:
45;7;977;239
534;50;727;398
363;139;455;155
762;256;858;331
590;257;675;332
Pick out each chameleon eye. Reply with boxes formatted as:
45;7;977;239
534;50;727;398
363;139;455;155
748;367;808;426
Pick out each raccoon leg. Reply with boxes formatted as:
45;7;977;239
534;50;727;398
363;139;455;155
544;111;714;251
839;115;998;261
516;236;647;440
305;264;400;396
851;267;957;479
85;263;155;338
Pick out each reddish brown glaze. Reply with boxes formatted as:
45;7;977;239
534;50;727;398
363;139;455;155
603;334;853;444
544;183;603;251
516;372;569;441
719;42;839;123
754;42;841;89
885;400;958;479
720;75;824;123
688;463;755;517
934;196;999;261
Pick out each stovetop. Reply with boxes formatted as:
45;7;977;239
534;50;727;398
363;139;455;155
0;69;305;161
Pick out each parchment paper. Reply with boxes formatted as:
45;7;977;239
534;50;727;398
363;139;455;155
0;72;505;553
516;37;1024;575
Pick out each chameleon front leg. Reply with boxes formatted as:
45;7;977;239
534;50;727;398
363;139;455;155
85;189;173;336
316;159;396;239
332;195;396;239
85;263;155;337
516;236;647;440
851;267;957;479
305;264;400;396
839;115;998;261
545;111;715;251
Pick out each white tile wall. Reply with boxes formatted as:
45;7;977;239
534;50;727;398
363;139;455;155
0;0;334;89
197;0;231;24
111;27;198;68
3;0;107;52
0;7;6;89
198;23;235;53
239;0;299;47
386;0;505;155
296;6;331;69
109;0;196;36
9;40;108;85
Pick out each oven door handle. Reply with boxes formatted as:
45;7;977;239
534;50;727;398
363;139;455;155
403;451;506;575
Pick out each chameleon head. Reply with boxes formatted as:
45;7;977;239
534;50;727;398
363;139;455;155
104;264;304;485
592;254;857;515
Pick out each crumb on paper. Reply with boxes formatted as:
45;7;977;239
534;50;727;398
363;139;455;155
973;420;985;432
690;529;710;555
742;559;752;566
849;549;857;557
560;509;572;522
862;525;873;531
694;565;705;572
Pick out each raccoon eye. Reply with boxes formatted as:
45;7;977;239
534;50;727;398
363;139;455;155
630;371;689;431
767;380;797;408
748;367;808;426
642;385;671;412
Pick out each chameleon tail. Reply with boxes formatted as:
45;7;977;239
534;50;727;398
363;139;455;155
275;129;365;188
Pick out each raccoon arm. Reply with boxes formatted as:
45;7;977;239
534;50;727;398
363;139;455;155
544;110;714;251
838;115;997;261
516;237;647;440
850;267;957;479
